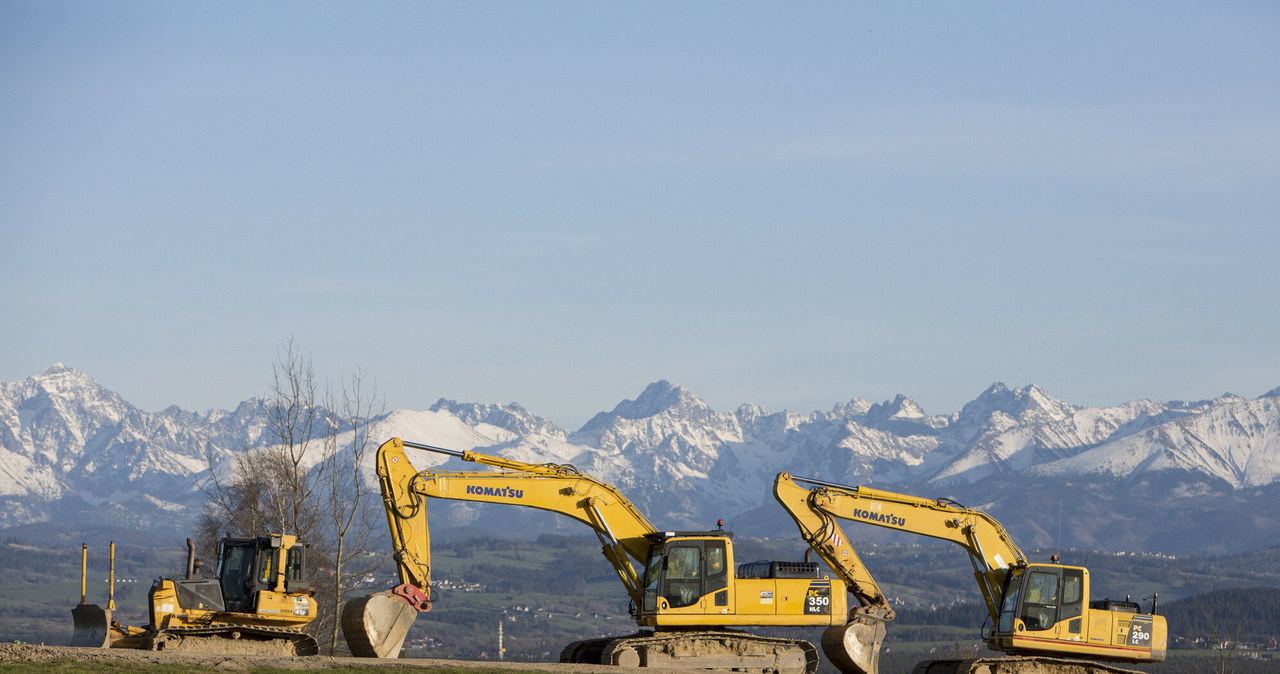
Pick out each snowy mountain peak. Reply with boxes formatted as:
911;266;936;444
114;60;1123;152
573;381;711;435
866;394;926;422
962;382;1074;423
429;398;565;439
616;380;705;420
29;363;111;398
830;398;873;418
568;381;737;473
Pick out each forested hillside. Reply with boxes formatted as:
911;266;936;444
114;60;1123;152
2;536;1278;673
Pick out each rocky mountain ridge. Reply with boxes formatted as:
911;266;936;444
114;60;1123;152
3;364;1278;554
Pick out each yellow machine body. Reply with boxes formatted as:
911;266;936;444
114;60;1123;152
990;563;1167;663
342;437;833;673
773;473;1168;674
73;535;318;655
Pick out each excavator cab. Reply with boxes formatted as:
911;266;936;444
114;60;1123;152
639;533;731;613
996;564;1083;634
991;562;1166;663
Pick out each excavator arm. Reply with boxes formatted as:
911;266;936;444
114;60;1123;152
343;437;661;657
773;473;1029;674
776;473;1026;621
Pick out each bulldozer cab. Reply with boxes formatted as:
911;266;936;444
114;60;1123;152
640;532;731;612
217;536;307;613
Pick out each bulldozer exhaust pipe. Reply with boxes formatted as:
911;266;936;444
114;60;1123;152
186;538;196;580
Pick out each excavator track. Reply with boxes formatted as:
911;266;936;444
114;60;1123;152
144;623;318;656
561;630;819;674
912;655;1146;674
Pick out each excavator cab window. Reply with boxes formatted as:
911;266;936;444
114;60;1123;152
1060;568;1084;627
665;546;702;608
1020;570;1060;631
641;546;664;612
997;568;1023;633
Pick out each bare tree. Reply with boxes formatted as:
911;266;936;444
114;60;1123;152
195;447;275;563
319;366;386;654
195;338;387;652
261;337;327;539
199;338;327;545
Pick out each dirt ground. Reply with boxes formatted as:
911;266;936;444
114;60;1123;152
0;642;648;672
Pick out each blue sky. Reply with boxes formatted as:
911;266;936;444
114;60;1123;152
2;1;1277;428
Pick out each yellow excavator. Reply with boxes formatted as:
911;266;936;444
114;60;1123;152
342;437;867;672
70;534;318;655
773;473;1168;674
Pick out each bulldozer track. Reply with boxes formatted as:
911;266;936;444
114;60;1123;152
145;623;319;656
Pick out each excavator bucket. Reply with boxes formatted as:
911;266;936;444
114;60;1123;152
341;591;418;658
69;603;113;648
821;620;887;674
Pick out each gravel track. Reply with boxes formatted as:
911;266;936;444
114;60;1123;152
0;642;646;672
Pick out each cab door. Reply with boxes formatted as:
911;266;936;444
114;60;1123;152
1019;568;1061;634
1015;566;1085;638
655;539;729;614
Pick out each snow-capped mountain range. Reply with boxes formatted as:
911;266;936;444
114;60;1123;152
3;364;1278;554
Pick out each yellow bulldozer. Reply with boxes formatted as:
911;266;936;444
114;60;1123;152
71;534;318;655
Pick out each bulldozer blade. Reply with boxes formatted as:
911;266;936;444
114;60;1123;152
69;604;113;648
341;591;418;658
821;620;886;674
